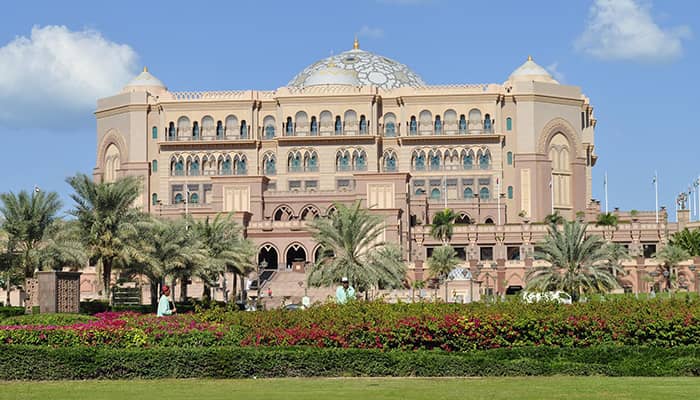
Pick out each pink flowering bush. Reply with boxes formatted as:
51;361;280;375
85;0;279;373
2;297;700;350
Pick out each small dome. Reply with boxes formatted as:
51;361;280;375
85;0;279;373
123;67;167;92
508;56;558;84
288;39;425;90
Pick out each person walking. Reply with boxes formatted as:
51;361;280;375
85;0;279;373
157;285;177;317
335;277;356;304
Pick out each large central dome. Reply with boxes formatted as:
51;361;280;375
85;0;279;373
288;39;425;90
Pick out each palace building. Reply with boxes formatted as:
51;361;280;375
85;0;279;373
91;40;698;302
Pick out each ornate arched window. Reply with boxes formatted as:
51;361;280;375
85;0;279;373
225;115;238;137
384;151;397;172
413;151;426;171
168;122;175;139
221;157;232;175
462;151;473;170
359;115;367;134
484;114;492;132
174;193;184;204
335;116;342;135
507;151;513;165
216;121;224;138
479;151;491;170
354;150;367;171
263;116;276;139
430;188;441;200
295;111;308;134
434;116;442;134
459;114;467;134
300;205;320;220
336;151;350;171
506;117;512;131
240;120;248;138
177;116;190;137
463;187;473;199
103;144;120;183
507;186;514;199
264;154;276;175
429;151;440;170
409;116;417;135
384;113;396;137
202;116;215;138
286;117;293;136
305;151;318;172
189;158;200;176
288;151;302;172
236;156;247;175
192;121;200;138
479;187;490;200
190;193;199;204
273;206;293;221
310;116;318;135
173;159;184;176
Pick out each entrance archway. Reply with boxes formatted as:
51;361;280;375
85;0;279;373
258;244;279;270
286;243;307;271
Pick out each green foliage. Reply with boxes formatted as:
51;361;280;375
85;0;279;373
427;245;460;280
0;345;699;379
596;212;619;227
526;221;620;301
306;201;406;291
79;300;110;315
670;228;700;257
430;209;456;243
0;306;25;319
544;211;565;225
653;244;691;292
1;313;95;326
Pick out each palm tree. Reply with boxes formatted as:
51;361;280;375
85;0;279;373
525;221;619;302
67;173;144;297
35;220;87;272
0;189;62;278
596;212;618;228
430;208;456;244
544;211;565;226
193;213;255;303
653;244;690;292
0;228;20;306
426;244;460;301
306;201;406;293
669;228;700;257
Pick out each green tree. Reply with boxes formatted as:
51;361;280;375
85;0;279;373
306;201;406;293
0;228;21;306
596;212;619;228
67;173;144;297
669;228;700;257
0;189;62;278
193;213;255;303
544;211;565;226
35;220;87;272
602;242;630;275
653;244;690;292
525;221;620;302
430;208;456;244
426;244;460;301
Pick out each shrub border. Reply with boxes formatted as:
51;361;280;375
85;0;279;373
1;345;699;379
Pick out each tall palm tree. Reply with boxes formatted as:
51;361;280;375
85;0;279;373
430;208;456;244
602;242;630;280
525;221;619;302
426;244;460;301
193;213;255;303
653;244;689;292
669;228;700;257
0;228;20;306
67;173;144;297
35;219;87;272
0;189;62;278
306;201;406;292
596;212;618;228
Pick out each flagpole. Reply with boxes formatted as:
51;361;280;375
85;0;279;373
604;171;608;214
550;170;554;215
443;174;447;209
497;176;501;225
654;171;659;224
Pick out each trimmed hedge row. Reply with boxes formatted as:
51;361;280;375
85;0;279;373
1;345;699;379
0;306;25;319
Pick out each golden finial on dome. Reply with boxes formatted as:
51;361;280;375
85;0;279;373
353;36;359;50
143;66;149;72
527;55;533;61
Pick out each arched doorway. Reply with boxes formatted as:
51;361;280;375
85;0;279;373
286;243;307;272
258;244;279;270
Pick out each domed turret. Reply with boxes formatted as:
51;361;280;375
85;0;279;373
508;56;558;84
122;67;167;93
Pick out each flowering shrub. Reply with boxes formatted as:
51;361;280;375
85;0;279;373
2;297;700;350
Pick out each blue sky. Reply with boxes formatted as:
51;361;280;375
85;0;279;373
0;0;698;219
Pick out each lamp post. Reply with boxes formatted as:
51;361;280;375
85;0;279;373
257;260;268;309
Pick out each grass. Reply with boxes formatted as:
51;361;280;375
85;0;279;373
3;377;700;400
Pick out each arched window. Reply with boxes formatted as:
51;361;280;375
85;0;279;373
456;213;471;224
174;193;184;204
468;109;482;133
174;160;184;176
430;188;441;200
221;158;232;175
190;193;199;204
236;157;247;175
484;218;494;225
344;110;357;133
459;115;467;134
462;151;473;170
300;205;320;220
263;116;276;139
286;117;294;135
507;186;513;199
429;151;440;170
507;151;513;165
168;122;175;139
484;114;492;132
463;187;473;199
202;116;215;138
359;115;367;134
152;126;158;139
305;151;318;172
310;116;318;135
354;150;367;171
152;160;158;173
337;151;350;171
419;110;432;133
320;111;332;134
295;111;308;134
264;155;276;175
384;152;397;172
409;116;417;135
190;159;200;176
384;113;396;137
479;152;490;170
506;117;512;131
177;116;190;138
152;193;158;206
216;121;224;138
414;151;425;170
479;187;490;200
335;116;342;135
434;116;442;134
240;120;247;138
225;115;238;137
192;121;200;138
274;206;293;221
289;152;302;172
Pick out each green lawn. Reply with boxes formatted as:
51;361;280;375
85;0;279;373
3;377;700;400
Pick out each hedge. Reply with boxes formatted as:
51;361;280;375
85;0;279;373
1;345;699;379
0;306;25;319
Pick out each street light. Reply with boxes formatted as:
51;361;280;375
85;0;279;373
257;260;268;309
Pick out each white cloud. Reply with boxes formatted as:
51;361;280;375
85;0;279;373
546;62;566;84
575;0;691;62
357;26;384;39
0;25;138;129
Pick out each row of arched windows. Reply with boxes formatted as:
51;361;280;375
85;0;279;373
272;204;330;221
283;110;369;137
166;115;250;141
411;148;491;171
169;153;247;176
